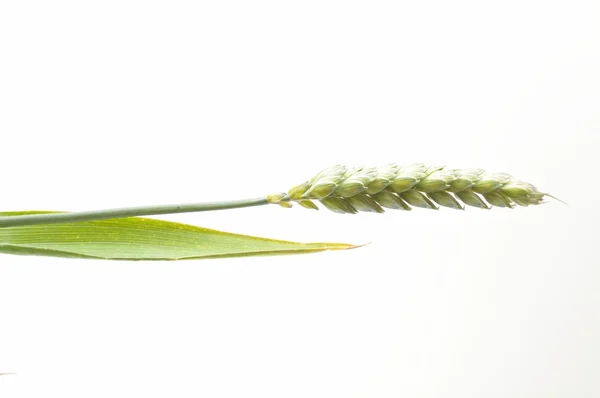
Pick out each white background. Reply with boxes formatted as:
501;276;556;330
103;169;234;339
1;1;599;397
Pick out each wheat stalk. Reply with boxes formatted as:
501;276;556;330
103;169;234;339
269;163;552;213
1;163;555;228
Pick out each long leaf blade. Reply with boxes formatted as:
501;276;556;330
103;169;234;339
0;212;355;260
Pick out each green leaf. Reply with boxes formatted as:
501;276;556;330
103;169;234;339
0;211;356;260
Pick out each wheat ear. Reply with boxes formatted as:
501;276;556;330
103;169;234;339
268;163;551;213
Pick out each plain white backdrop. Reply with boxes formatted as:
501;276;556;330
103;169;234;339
1;1;599;397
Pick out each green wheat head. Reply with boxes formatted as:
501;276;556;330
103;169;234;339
268;163;552;213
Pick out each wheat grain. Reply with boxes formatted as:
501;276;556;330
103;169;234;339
275;163;549;213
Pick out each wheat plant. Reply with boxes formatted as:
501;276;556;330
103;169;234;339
0;163;555;260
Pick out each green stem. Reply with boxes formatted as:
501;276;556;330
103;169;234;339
0;197;270;228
